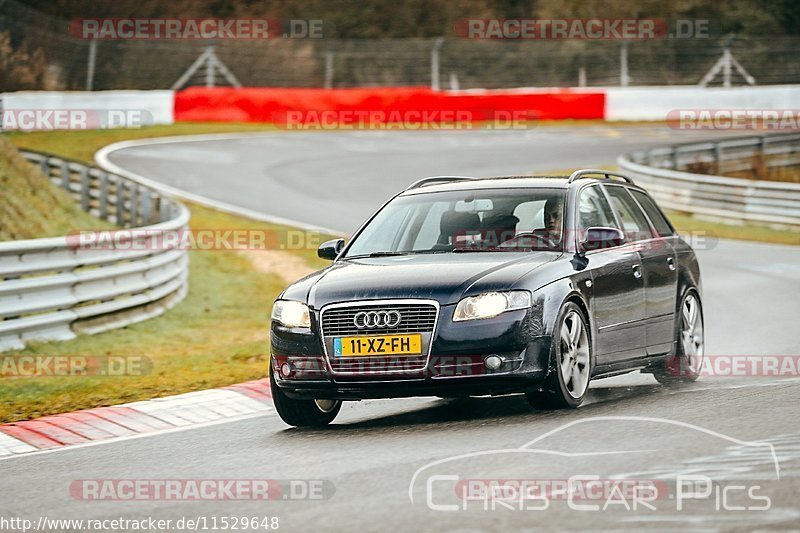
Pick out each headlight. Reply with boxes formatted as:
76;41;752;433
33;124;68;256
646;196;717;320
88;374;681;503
271;300;311;328
453;291;531;322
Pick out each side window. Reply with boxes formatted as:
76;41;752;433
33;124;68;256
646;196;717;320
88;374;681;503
604;186;654;242
630;190;675;237
577;186;618;235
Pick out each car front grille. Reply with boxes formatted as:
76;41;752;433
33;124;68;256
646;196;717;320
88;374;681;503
321;303;438;337
320;301;439;375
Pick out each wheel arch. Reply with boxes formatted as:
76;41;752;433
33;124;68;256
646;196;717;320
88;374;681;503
532;278;594;374
675;264;703;328
563;293;594;371
675;244;702;300
535;278;593;338
565;293;591;333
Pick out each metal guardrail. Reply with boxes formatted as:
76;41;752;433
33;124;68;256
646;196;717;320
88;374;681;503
618;133;800;229
0;150;190;351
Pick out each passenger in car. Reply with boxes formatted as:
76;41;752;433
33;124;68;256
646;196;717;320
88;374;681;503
543;197;563;241
481;198;520;247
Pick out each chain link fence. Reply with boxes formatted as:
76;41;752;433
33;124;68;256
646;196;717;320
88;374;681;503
2;0;800;91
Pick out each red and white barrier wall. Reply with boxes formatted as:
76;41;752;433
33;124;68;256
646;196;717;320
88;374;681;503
604;85;800;121
173;86;605;123
2;85;799;130
1;90;175;130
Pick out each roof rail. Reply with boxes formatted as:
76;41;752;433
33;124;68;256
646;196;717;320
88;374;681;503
567;169;634;184
405;175;476;190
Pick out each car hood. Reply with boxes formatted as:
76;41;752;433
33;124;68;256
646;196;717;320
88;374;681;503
292;252;560;309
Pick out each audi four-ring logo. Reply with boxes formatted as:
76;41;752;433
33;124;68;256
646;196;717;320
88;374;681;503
353;310;402;329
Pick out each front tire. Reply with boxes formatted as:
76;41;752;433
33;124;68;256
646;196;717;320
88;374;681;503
270;370;341;427
527;301;592;409
653;289;704;385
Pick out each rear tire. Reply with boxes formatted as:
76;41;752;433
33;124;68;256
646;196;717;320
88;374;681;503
653;289;704;385
527;301;592;409
270;370;341;427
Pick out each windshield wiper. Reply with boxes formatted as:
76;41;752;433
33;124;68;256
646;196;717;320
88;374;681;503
368;251;409;257
451;247;500;253
346;249;453;259
342;251;410;259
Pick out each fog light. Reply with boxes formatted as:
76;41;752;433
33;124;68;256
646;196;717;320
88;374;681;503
280;363;292;377
484;355;503;370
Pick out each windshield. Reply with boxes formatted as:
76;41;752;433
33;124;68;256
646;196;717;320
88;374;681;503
344;188;566;258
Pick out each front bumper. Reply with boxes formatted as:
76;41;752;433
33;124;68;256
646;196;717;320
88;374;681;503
275;372;548;400
271;304;551;400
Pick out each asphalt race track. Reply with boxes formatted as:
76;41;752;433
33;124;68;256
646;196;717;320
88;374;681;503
2;125;799;531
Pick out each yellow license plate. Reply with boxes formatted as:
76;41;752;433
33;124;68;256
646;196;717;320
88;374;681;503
334;334;422;357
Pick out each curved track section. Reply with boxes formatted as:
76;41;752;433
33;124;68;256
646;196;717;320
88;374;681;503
100;126;744;232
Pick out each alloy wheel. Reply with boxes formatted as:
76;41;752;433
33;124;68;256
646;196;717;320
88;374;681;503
680;293;704;374
558;310;591;399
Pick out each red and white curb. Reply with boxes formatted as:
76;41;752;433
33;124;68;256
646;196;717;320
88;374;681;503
0;379;271;458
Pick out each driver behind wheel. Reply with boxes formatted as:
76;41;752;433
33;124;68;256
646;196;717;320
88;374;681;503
506;196;564;250
541;196;563;243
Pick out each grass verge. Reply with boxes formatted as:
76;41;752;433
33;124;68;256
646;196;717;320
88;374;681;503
1;125;329;423
0;201;331;423
665;209;799;246
0;136;114;240
5;122;277;164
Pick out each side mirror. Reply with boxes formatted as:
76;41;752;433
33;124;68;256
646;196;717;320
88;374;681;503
318;238;345;260
581;227;624;252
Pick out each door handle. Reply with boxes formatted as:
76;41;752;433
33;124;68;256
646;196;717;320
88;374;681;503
632;264;642;279
667;257;676;271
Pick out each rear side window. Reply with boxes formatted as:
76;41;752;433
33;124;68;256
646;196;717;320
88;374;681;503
604;186;654;242
630;190;675;237
577;186;618;233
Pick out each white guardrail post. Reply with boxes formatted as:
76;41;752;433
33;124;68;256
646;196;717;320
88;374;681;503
0;150;190;351
618;133;800;229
